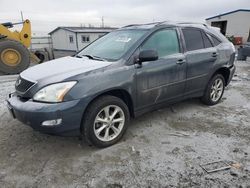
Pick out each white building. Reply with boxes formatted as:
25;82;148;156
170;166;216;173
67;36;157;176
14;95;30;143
30;36;52;50
49;27;117;51
206;9;250;43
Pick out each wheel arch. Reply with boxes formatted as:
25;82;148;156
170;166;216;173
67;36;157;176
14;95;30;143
80;88;135;131
211;67;230;86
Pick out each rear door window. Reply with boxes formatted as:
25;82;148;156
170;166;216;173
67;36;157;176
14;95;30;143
182;28;204;51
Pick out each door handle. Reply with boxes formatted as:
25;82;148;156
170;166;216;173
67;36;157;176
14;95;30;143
212;52;218;57
176;59;185;65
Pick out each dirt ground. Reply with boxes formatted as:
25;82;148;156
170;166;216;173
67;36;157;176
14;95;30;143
0;60;249;188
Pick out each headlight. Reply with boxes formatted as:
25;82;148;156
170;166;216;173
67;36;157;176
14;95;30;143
33;81;77;103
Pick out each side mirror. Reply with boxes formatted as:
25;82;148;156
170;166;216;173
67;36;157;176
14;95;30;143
137;50;158;63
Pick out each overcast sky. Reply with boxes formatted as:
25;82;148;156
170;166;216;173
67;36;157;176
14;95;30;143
1;0;249;35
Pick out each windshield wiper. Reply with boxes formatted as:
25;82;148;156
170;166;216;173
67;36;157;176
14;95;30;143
92;55;107;61
75;55;83;58
79;54;106;61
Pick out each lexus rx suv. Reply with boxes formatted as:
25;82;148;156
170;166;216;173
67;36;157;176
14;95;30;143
7;22;235;147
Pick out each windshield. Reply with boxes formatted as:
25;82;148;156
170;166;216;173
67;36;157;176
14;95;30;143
77;29;147;61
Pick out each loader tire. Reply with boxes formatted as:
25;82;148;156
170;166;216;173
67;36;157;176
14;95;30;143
0;39;30;74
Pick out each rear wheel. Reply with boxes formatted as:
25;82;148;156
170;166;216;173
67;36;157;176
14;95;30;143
0;39;30;74
82;95;130;148
201;74;225;105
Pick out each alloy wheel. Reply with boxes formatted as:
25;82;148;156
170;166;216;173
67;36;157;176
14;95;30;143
93;105;125;142
210;78;223;102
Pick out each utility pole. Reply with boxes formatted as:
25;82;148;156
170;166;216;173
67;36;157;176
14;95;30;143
20;11;24;22
101;16;104;28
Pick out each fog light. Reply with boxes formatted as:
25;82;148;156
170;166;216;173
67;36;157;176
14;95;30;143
42;119;62;126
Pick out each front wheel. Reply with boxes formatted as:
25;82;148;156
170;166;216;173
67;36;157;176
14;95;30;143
82;95;130;148
201;74;225;105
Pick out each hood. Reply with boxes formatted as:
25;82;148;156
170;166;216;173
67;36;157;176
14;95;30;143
20;56;112;82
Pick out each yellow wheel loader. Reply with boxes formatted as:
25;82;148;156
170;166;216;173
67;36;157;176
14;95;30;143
0;19;41;74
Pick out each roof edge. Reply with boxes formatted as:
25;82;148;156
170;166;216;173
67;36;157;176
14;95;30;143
48;26;117;35
48;27;76;35
206;9;250;20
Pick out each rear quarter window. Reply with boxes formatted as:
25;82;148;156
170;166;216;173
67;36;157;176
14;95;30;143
207;33;222;46
202;32;213;48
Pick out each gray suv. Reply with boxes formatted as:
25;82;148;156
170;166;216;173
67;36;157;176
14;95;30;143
7;22;235;147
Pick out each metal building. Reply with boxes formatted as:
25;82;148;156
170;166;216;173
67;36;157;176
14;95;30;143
30;36;52;50
206;9;250;43
49;27;117;52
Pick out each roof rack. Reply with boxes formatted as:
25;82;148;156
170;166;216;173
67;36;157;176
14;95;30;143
177;22;208;27
122;24;139;28
154;20;208;27
122;21;166;28
122;21;209;28
155;20;176;26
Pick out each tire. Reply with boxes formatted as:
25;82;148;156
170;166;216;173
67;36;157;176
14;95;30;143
34;51;45;63
0;39;30;74
82;95;130;148
201;74;225;105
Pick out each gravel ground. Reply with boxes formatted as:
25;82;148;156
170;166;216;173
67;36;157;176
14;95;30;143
0;61;249;188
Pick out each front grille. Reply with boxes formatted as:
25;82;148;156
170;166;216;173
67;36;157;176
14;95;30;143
15;76;35;93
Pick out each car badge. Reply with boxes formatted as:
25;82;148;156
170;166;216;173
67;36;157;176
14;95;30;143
16;78;22;86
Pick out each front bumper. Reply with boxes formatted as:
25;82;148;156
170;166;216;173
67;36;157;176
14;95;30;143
7;94;87;136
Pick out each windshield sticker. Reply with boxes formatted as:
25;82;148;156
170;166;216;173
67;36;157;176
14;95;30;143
115;37;131;43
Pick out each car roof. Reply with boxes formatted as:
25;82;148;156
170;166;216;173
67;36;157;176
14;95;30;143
120;21;227;42
121;21;208;29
